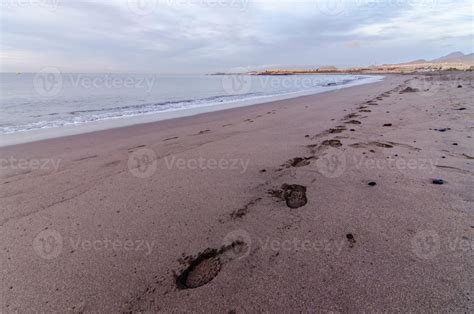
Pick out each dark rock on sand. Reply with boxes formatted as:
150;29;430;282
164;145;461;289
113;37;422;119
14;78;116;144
346;233;356;247
383;123;392;127
368;181;377;186
432;179;445;185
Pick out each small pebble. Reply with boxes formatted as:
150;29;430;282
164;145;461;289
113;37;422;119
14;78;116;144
383;123;392;127
452;143;458;146
368;181;377;186
432;179;444;185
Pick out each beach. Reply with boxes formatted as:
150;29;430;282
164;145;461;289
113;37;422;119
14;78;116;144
0;73;472;311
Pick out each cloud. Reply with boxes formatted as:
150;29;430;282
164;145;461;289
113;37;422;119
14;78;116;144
0;0;472;72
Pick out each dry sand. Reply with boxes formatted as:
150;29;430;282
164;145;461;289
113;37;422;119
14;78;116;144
0;73;473;312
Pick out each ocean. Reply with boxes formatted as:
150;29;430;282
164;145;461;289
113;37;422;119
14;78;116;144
0;73;383;145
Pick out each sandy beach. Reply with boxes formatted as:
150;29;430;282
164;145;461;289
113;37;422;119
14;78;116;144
0;73;472;312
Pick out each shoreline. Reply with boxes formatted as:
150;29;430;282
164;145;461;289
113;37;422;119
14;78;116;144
0;74;383;147
1;73;472;312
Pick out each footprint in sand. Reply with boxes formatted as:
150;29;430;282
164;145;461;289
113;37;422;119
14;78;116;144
345;120;362;125
344;113;359;120
321;139;343;148
175;241;249;289
326;127;346;134
399;87;419;94
74;155;98;162
350;142;393;149
269;184;308;209
230;197;262;219
128;144;146;152
283;157;313;168
163;136;179;141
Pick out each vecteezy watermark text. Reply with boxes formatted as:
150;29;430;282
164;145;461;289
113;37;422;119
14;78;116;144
1;0;60;10
0;156;61;172
33;229;155;259
33;69;159;97
126;0;249;16
164;156;250;174
317;151;437;178
70;237;154;256
259;237;345;254
68;74;156;91
354;156;436;173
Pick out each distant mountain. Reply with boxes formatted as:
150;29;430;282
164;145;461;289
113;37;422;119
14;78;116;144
403;51;474;65
430;51;465;63
404;59;428;65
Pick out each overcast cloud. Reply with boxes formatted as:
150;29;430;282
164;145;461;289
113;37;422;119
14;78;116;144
0;0;472;73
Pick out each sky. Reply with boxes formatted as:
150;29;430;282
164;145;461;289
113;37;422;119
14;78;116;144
0;0;472;73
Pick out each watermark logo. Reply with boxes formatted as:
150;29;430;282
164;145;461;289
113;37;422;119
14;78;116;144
223;229;252;259
411;74;465;97
411;230;473;260
222;67;252;95
33;67;62;97
411;76;443;97
127;0;157;15
128;148;158;178
315;148;346;178
33;229;63;259
411;230;441;259
316;0;347;16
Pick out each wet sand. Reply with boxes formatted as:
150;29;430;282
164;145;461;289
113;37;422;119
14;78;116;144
0;73;473;312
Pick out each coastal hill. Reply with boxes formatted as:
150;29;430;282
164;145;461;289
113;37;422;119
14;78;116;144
243;52;474;75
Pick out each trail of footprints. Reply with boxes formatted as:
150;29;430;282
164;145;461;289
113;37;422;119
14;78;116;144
168;85;406;294
130;76;472;309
